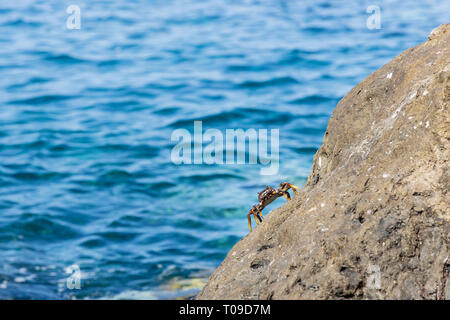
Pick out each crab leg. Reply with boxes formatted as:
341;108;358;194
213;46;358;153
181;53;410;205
257;210;264;220
248;213;252;231
254;208;264;222
283;191;291;200
287;183;300;194
253;211;260;225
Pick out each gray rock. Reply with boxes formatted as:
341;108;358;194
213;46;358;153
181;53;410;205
197;24;450;300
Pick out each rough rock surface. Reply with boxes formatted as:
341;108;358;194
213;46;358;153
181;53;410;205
197;24;450;300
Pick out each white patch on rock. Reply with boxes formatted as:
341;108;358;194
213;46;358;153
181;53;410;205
382;173;389;178
391;106;402;119
425;121;430;128
387;73;393;79
423;89;428;96
320;203;325;208
318;156;322;169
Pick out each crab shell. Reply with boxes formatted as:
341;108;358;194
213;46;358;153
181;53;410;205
257;186;281;208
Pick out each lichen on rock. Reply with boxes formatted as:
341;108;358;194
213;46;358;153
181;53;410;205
197;24;450;300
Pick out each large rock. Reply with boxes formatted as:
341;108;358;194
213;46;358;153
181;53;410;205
197;24;450;300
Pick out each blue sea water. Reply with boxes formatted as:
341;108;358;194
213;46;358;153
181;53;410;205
0;0;448;299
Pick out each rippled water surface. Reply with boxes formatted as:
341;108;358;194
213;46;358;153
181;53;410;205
0;0;448;299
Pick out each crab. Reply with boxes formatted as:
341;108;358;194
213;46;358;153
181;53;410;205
247;182;300;231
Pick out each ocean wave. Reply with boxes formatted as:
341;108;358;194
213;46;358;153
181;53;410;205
236;76;299;89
